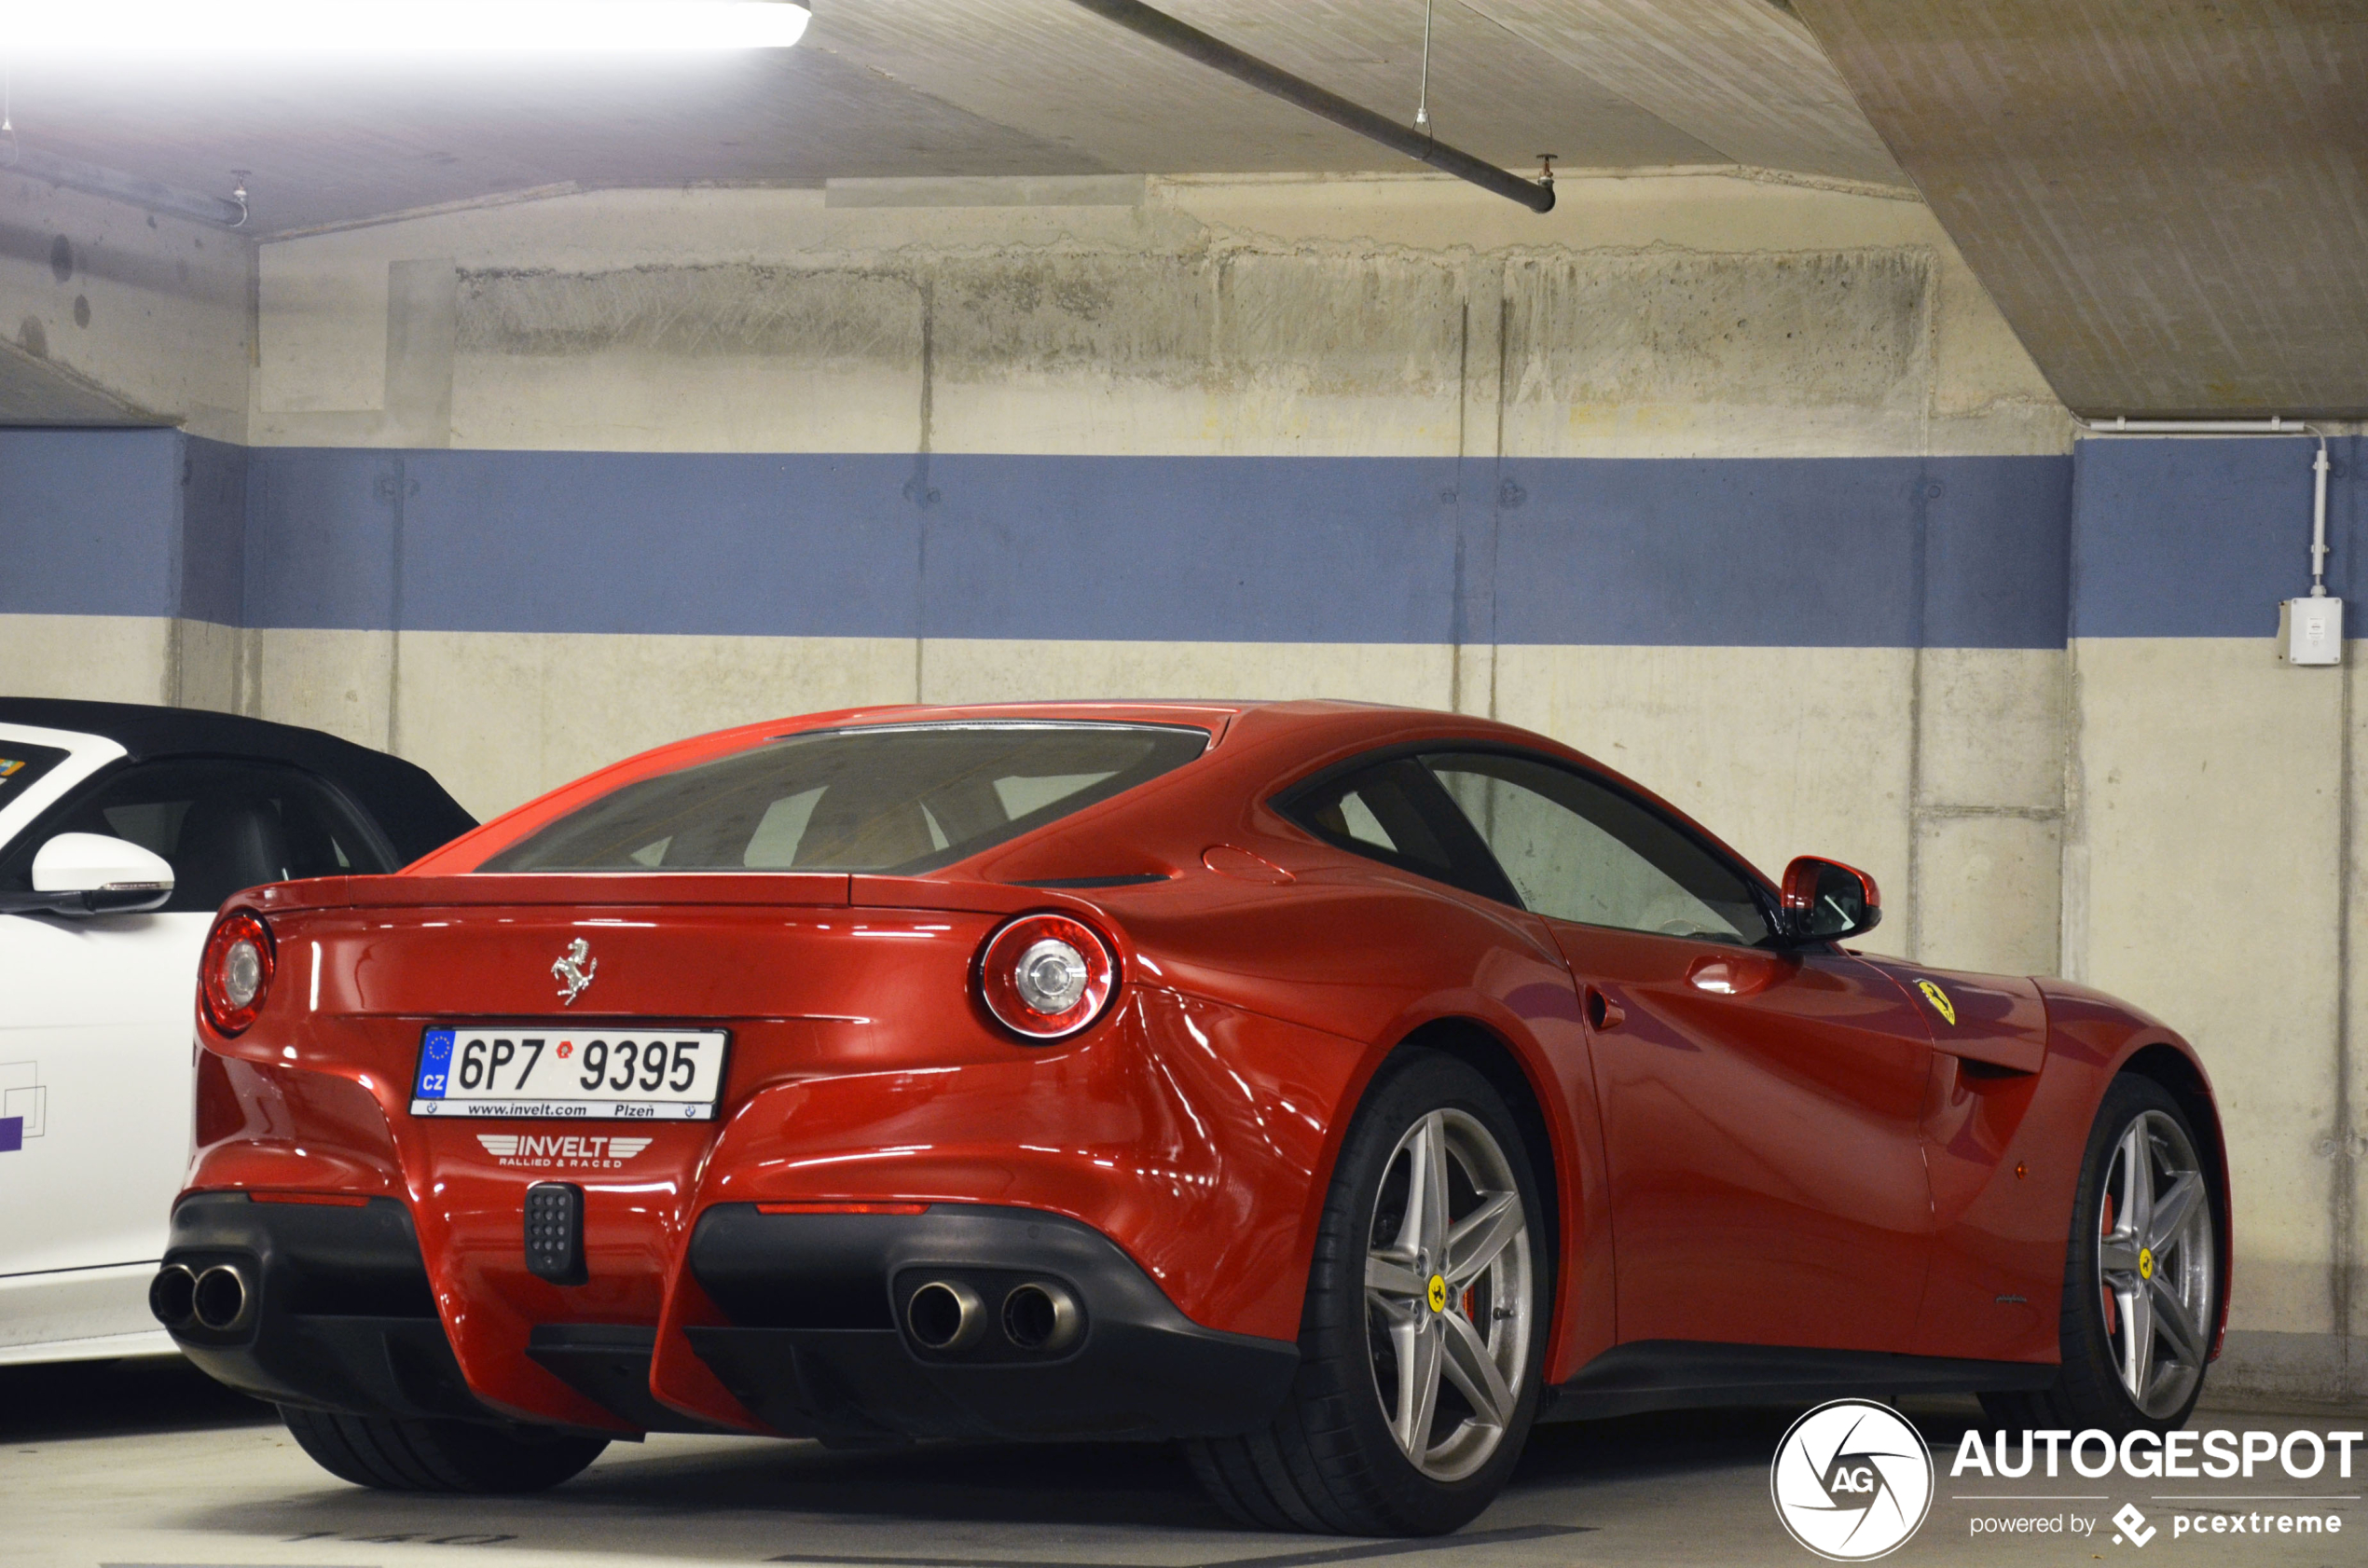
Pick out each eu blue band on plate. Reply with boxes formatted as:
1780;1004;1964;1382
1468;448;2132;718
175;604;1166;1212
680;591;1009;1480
416;1028;454;1098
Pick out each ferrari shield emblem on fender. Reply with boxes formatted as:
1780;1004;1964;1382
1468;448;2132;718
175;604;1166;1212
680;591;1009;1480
552;938;597;1006
1915;980;1956;1026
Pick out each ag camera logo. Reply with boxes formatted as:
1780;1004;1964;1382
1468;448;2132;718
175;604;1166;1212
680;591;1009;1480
1770;1399;1935;1561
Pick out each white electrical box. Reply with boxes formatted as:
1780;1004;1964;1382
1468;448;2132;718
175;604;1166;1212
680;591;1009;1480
2278;596;2345;665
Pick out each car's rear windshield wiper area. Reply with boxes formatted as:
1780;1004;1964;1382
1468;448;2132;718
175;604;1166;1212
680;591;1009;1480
476;722;1208;877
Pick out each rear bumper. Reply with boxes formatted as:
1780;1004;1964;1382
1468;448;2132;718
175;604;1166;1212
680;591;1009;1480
162;1191;1297;1443
159;1192;497;1424
681;1204;1299;1442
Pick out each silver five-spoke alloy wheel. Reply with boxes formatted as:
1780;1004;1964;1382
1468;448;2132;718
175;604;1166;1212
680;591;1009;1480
2097;1107;2214;1419
1363;1107;1533;1482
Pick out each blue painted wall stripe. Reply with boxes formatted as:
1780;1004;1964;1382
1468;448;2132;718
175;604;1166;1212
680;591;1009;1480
249;448;2076;646
1495;456;2071;649
0;429;245;626
2070;436;2362;639
0;428;185;620
179;434;248;626
53;429;2355;650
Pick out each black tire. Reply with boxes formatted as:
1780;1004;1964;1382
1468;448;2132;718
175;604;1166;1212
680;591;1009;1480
1187;1050;1549;1535
1999;1073;2218;1433
280;1404;609;1492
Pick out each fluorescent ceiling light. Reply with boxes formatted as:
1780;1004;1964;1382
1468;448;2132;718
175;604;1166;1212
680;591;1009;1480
0;0;811;52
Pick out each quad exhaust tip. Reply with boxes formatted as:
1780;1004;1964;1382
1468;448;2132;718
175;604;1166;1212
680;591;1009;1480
147;1263;198;1328
150;1260;253;1332
1001;1281;1081;1353
904;1280;985;1352
904;1277;1083;1355
191;1263;254;1332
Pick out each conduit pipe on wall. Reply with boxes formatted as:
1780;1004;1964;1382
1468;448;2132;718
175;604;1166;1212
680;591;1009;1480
2075;415;2337;600
1065;0;1556;213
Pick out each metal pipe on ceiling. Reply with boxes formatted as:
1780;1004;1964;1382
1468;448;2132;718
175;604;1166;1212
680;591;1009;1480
2074;417;2320;435
1065;0;1555;213
3;144;245;227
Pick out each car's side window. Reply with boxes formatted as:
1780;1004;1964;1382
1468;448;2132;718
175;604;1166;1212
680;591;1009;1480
0;760;395;913
1423;751;1771;946
1288;759;1454;869
1277;756;1517;901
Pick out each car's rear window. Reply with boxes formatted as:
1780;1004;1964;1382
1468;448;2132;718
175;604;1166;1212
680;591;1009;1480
477;722;1209;875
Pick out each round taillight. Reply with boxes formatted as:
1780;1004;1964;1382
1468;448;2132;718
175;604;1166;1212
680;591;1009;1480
200;911;276;1036
977;914;1117;1040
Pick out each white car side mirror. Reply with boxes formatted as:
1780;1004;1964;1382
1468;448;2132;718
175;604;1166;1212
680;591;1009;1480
7;832;176;916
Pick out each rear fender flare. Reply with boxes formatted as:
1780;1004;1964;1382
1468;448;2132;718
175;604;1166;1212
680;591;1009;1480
1298;995;1587;1377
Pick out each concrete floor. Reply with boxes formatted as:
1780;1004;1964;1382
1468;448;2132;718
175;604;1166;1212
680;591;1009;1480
3;1360;2358;1568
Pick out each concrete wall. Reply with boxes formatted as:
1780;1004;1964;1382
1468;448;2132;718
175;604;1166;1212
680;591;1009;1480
3;170;2361;1400
0;176;252;438
225;172;2076;1005
2065;434;2366;1401
0;426;244;708
0;175;252;706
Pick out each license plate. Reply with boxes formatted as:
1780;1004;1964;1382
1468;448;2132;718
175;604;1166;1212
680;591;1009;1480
408;1025;729;1121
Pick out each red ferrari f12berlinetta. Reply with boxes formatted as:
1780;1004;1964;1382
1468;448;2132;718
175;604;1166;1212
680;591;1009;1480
158;701;2227;1534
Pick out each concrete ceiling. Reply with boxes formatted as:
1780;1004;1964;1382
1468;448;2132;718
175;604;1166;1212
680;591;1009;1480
1796;0;2368;418
0;0;1902;235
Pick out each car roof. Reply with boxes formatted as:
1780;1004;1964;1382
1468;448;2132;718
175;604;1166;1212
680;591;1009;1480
751;698;1414;744
0;697;476;863
766;699;1258;732
829;700;1783;893
405;695;1772;896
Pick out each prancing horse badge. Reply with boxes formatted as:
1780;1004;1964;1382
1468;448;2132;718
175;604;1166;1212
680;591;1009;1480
552;938;597;1006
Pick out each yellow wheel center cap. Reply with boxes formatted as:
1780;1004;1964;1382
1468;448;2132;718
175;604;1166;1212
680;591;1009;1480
1426;1274;1449;1313
2138;1246;2155;1280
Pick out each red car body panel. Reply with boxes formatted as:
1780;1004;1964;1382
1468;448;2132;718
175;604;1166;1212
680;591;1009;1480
176;700;2227;1438
1556;927;1939;1352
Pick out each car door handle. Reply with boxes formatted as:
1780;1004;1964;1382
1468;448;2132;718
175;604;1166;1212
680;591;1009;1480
1584;987;1625;1032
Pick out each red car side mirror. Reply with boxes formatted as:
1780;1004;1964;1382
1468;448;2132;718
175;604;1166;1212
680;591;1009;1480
1779;856;1881;944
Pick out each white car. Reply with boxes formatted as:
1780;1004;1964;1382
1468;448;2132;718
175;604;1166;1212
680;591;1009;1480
0;699;472;1365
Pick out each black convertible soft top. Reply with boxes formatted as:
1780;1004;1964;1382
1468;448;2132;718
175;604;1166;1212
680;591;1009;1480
0;697;475;863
